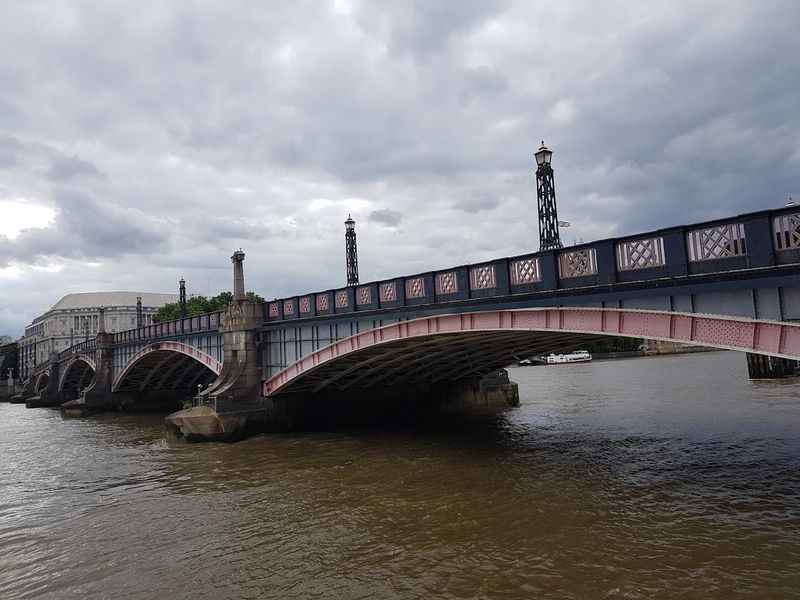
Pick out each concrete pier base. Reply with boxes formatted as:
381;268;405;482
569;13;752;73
25;394;63;409
746;353;800;379
165;405;259;442
60;398;97;418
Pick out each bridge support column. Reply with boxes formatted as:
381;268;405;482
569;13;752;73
166;257;265;440
746;353;799;380
61;333;114;417
438;370;520;416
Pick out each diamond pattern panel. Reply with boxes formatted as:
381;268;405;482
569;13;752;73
510;258;541;285
616;237;665;271
357;286;372;305
299;296;311;314
268;303;280;317
335;290;348;309
436;272;458;295
316;294;329;312
774;213;800;251
405;277;426;299
283;299;295;316
687;223;746;262
469;265;496;290
380;282;397;302
559;248;598;279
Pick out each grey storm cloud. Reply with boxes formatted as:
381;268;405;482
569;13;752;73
0;189;169;267
46;155;103;181
0;0;799;335
369;209;403;227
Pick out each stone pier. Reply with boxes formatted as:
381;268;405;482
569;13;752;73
166;251;266;441
746;353;800;379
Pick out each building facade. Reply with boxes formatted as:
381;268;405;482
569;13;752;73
18;292;178;380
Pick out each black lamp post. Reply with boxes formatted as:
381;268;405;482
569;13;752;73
345;214;359;286
179;278;187;318
535;141;562;251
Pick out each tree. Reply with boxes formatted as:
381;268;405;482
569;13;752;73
153;291;264;322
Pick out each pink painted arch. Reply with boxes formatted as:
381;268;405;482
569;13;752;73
112;341;222;393
263;307;800;396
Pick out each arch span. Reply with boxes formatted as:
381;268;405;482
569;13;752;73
112;341;221;394
58;357;96;401
264;308;800;396
34;371;50;393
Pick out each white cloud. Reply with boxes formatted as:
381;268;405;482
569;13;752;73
0;200;56;239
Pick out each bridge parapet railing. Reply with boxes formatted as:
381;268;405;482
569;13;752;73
111;311;223;345
263;205;800;323
57;338;97;361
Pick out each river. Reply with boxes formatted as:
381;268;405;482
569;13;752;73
1;351;799;599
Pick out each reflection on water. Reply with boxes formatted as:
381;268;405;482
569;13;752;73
1;351;799;599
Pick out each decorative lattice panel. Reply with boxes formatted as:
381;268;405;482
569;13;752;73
686;223;746;262
510;258;541;285
774;213;800;251
469;264;496;290
559;248;598;279
299;296;311;313
316;294;329;312
380;282;397;302
283;299;295;315
335;290;349;308
357;286;372;305
616;236;666;271
435;271;458;295
268;303;280;317
405;277;426;299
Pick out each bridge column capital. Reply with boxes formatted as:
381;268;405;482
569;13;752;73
220;297;263;332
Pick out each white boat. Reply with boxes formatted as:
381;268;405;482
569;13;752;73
545;350;592;365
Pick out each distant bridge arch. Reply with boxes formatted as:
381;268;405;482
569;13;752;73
263;308;800;396
34;371;50;394
58;356;96;401
112;341;221;394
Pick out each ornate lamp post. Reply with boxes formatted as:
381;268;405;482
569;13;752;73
345;214;359;286
535;141;562;251
179;278;187;318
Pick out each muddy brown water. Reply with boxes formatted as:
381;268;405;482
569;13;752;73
1;351;799;599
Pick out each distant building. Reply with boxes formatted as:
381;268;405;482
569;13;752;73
18;292;177;380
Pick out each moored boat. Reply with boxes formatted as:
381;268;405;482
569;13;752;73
545;350;592;365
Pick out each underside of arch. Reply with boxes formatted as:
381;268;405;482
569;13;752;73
59;358;96;400
264;308;800;396
113;348;218;394
34;372;50;393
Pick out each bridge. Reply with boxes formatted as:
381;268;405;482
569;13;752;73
16;204;800;440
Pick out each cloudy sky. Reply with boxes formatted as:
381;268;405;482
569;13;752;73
1;0;798;336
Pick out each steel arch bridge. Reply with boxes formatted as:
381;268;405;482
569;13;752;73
19;203;800;427
23;314;224;409
263;308;800;396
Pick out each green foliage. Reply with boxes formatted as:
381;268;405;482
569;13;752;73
153;291;264;323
